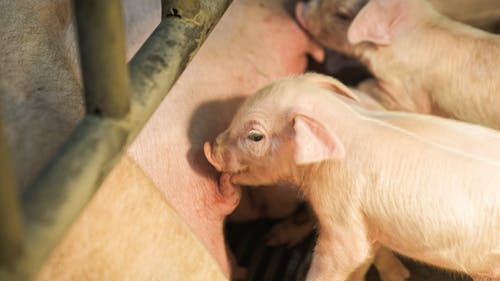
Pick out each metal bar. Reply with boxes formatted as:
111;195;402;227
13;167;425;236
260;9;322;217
126;0;232;139
74;0;130;118
6;116;128;281
0;0;232;280
0;109;23;267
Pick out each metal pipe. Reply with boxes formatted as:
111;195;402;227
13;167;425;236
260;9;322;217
74;0;130;118
0;109;23;267
8;116;127;281
0;0;232;279
127;0;232;140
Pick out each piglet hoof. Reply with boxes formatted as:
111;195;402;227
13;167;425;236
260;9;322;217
217;173;242;216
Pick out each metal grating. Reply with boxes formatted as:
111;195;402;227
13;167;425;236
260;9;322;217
226;220;471;281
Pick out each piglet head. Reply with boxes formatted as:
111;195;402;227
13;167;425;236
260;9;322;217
347;0;438;46
204;128;252;175
204;116;292;187
295;0;368;55
204;73;354;188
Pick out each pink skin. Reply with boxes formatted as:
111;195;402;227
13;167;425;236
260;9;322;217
222;89;384;248
216;173;243;216
204;73;411;281
346;0;500;129
296;0;500;130
127;0;324;278
205;73;500;280
9;0;325;279
295;0;500;58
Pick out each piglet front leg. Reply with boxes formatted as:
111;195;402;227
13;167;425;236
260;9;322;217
307;226;373;281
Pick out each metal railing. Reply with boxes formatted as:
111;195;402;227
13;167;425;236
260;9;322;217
0;0;232;279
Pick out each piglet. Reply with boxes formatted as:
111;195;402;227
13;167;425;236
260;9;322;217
204;73;500;281
296;0;500;130
347;0;500;129
295;0;500;56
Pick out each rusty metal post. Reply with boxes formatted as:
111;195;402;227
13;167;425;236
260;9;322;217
74;0;130;118
0;110;23;267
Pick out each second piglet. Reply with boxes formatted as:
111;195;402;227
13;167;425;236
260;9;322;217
297;0;500;130
347;0;500;129
205;73;500;281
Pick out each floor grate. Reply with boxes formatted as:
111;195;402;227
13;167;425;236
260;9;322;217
226;220;471;281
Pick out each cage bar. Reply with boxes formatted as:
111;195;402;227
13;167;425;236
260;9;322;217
74;0;131;118
0;108;23;267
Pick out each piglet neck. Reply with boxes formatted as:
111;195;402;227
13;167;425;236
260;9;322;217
294;155;366;226
293;117;370;198
291;163;330;209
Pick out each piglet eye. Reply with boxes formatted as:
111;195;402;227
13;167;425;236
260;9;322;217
248;130;264;142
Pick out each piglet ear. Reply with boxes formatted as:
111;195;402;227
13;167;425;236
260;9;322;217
293;114;345;165
347;0;399;45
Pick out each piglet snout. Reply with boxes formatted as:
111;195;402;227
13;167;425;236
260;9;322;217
204;141;222;172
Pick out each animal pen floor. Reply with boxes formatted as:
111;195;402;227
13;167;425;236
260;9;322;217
226;220;472;281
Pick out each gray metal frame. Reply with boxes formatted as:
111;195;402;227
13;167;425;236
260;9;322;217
0;0;232;279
